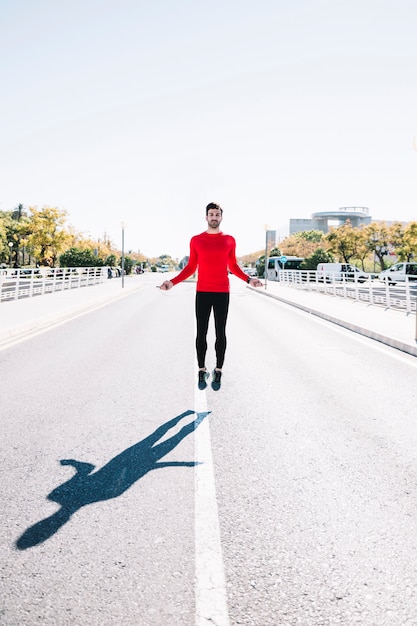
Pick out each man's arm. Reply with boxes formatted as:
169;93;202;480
159;239;197;290
228;239;263;288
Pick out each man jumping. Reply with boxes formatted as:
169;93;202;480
159;202;263;390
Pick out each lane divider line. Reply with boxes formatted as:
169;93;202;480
194;380;230;626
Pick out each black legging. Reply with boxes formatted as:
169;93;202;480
195;292;230;369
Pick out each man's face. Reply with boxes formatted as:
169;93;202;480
206;209;222;229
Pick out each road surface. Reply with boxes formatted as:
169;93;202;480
1;274;417;625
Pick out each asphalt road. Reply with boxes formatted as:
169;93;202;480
1;274;417;625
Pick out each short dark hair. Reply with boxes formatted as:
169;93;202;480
206;202;223;215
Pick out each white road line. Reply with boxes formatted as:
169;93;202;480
194;381;230;626
263;293;417;367
308;311;417;368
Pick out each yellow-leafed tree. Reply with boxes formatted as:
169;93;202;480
26;206;71;266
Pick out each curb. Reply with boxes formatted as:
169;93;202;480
251;286;417;358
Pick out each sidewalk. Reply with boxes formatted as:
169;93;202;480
252;281;417;358
0;276;143;347
1;275;416;358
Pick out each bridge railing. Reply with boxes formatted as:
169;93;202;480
0;267;107;303
275;270;417;314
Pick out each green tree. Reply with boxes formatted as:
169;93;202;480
326;220;360;263
362;222;392;271
121;255;134;274
13;205;33;266
398;221;417;261
0;211;15;264
59;247;104;267
385;220;417;262
0;206;32;266
11;203;26;221
156;254;177;269
105;254;117;267
299;248;334;270
353;226;374;270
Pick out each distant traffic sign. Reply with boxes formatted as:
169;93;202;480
280;255;288;264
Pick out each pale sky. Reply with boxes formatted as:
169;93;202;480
1;0;416;259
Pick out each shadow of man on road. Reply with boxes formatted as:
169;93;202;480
15;410;208;550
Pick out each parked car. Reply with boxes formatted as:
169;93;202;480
11;268;42;279
379;262;417;285
316;263;370;283
243;267;257;277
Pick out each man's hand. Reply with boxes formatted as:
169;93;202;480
158;280;173;291
248;278;263;288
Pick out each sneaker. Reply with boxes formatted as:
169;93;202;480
211;369;222;391
198;369;209;390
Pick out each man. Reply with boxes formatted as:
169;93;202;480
159;202;263;389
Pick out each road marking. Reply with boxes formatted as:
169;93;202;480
194;380;230;626
260;293;417;368
308;312;417;368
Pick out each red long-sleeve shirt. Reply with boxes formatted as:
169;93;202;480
171;231;248;292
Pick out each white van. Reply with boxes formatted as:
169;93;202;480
379;262;417;285
316;262;369;283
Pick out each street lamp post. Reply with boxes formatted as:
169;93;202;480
8;241;13;268
121;222;126;288
264;226;269;290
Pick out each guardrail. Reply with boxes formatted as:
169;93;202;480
276;270;417;314
0;267;106;303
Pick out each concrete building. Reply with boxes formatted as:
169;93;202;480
290;207;372;235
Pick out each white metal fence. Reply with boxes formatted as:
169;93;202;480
0;267;106;303
275;270;417;314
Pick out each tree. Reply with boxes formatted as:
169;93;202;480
0;207;32;266
26;207;70;266
362;222;392;271
120;256;134;275
300;248;334;270
11;203;26;221
326;220;360;263
280;230;326;258
59;247;104;267
13;205;33;266
0;216;10;265
352;226;373;270
387;220;417;262
0;211;14;264
105;254;117;267
398;221;417;261
156;254;177;269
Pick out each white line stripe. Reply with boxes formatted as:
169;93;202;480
195;381;230;626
